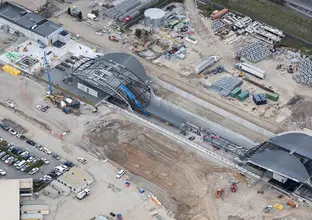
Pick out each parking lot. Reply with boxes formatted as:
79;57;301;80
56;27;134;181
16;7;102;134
0;124;66;180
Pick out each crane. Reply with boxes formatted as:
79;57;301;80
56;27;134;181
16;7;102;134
43;51;53;95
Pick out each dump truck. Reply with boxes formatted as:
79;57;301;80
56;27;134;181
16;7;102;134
77;188;90;200
216;188;224;198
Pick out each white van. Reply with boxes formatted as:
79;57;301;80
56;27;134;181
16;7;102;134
87;13;98;21
16;160;27;169
54;166;66;173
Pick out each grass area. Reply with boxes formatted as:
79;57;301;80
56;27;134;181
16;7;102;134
208;0;312;43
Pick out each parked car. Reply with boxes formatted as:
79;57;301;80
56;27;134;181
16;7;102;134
41;158;49;164
70;56;79;61
26;156;35;163
47;51;52;55
29;167;39;175
5;99;16;108
8;128;17;135
36;144;43;151
5;156;14;164
0;123;9;131
16;133;26;140
47;171;58;179
2;155;10;161
52;154;60;160
40;175;52;182
116;169;125;179
21;164;30;172
0;152;6;158
43;147;52;155
188;136;195;141
20;151;29;157
60;62;70;68
13;160;21;166
15;149;23;155
60;165;69;171
64;161;74;167
36;105;50;112
77;157;87;164
26;139;36;146
8;144;15;152
8;159;15;165
32;158;39;164
65;59;75;64
55;65;65;71
22;154;31;160
0;138;3;142
0;169;6;176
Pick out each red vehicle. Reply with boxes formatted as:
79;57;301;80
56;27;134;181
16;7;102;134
124;16;131;23
109;35;119;42
231;183;237;192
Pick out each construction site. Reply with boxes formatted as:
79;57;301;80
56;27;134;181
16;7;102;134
0;0;312;220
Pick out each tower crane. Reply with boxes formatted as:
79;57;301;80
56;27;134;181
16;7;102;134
43;51;53;95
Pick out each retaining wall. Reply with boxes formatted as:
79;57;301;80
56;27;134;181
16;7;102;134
150;92;256;149
105;101;261;180
150;76;275;138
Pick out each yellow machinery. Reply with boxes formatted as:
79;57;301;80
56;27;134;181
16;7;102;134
2;65;21;76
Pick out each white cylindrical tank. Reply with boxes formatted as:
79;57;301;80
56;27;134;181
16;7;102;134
144;8;165;28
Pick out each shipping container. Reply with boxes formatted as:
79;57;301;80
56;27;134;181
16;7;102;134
211;8;229;20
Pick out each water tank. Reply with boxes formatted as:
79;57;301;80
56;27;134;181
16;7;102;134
144;8;165;28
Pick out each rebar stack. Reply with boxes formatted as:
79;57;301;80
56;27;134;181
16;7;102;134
293;59;312;86
236;41;272;63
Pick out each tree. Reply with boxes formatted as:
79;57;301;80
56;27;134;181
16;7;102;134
78;11;82;21
67;7;71;15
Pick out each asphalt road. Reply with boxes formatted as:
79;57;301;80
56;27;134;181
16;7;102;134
0;127;64;180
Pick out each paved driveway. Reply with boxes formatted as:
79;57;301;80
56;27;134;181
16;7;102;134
0;128;64;180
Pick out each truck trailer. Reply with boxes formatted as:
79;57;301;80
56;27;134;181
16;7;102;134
195;56;220;74
235;62;265;79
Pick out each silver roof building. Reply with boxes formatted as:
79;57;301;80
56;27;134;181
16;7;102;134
72;53;151;109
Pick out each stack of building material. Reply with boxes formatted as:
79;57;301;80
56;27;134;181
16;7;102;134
212;20;227;32
236;41;272;63
210;77;243;96
293;58;312;86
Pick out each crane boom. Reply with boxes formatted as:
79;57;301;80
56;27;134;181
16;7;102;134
44;51;53;94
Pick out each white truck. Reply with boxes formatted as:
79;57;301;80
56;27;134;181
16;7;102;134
76;188;90;200
235;62;266;79
87;13;98;21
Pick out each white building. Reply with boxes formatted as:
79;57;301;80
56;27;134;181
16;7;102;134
0;2;70;46
57;168;94;193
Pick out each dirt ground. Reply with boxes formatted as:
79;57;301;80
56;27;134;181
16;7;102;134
82;113;312;220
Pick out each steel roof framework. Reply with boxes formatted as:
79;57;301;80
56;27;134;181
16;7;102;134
72;57;151;107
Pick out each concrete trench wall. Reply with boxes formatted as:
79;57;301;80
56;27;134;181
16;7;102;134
150;92;257;149
150;76;275;139
104;101;261;180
